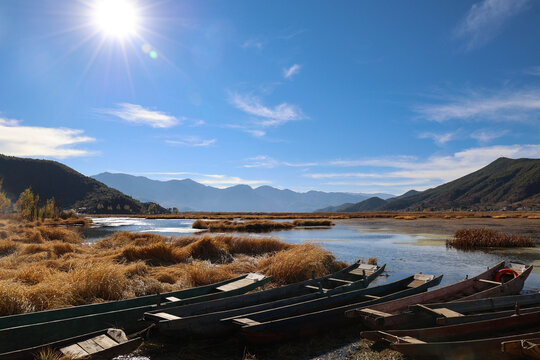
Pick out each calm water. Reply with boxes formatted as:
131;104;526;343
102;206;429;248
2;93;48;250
82;217;540;292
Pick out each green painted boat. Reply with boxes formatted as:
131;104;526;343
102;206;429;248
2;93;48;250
0;272;269;354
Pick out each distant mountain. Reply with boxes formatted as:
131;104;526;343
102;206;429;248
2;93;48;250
92;172;394;212
319;158;540;212
316;197;388;212
0;155;167;214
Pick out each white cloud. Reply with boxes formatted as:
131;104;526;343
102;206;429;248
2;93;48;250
230;93;304;127
243;155;319;168
0;118;95;158
416;90;540;123
165;137;216;147
470;129;508;143
241;39;263;50
455;0;529;50
100;103;179;128
137;171;270;188
304;172;393;179
525;66;540;77
283;64;302;79
418;132;457;145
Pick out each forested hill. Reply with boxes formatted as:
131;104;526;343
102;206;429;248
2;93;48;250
0;155;166;214
317;157;540;212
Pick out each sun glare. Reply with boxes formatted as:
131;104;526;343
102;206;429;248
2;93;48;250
92;0;139;39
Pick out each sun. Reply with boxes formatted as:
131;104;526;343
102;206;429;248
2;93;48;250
92;0;139;39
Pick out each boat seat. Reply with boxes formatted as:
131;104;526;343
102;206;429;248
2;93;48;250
407;273;436;288
363;294;381;299
327;277;354;284
217;278;254;292
146;312;182;321
360;308;392;317
478;279;502;285
61;329;127;359
414;304;464;318
233;317;261;327
305;285;329;292
400;336;426;344
165;296;182;302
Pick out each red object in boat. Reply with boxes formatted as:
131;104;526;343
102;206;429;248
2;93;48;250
495;268;519;283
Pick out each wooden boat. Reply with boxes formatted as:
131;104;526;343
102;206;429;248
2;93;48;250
409;292;540;326
362;310;540;360
502;338;540;359
143;262;385;335
0;272;269;354
346;262;532;330
0;328;142;360
235;273;442;344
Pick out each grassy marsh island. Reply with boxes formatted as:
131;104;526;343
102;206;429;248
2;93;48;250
192;219;334;232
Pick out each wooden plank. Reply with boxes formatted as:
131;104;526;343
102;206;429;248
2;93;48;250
364;294;381;299
328;277;353;284
433;307;464;318
107;329;129;343
151;312;182;321
304;285;329;291
92;334;118;349
246;273;266;281
400;336;426;344
361;308;392;317
478;279;502;285
166;296;181;302
77;338;105;354
233;318;261;327
216;278;254;292
60;344;89;358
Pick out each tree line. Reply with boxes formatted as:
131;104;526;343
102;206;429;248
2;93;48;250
0;180;60;221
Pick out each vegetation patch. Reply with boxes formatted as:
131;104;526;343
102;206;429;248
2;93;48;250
192;219;334;232
447;228;535;250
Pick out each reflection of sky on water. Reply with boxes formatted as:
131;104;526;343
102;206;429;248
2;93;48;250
83;218;540;292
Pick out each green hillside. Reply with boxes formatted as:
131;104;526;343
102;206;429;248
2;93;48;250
0;155;167;214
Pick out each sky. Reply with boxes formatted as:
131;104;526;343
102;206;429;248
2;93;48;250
0;0;539;195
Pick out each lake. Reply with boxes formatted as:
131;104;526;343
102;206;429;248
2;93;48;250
82;217;540;292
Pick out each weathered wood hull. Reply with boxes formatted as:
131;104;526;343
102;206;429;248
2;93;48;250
502;338;540;359
0;273;269;354
0;328;142;360
237;274;442;344
347;262;532;330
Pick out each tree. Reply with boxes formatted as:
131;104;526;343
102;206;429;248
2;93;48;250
41;198;56;219
0;179;11;213
15;188;36;221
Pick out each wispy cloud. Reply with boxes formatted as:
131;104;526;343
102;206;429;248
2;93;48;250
136;171;269;188
418;131;457;146
100;103;179;128
279;29;308;40
241;39;263;50
524;66;540;77
415;89;540;123
470;129;508;143
165;136;216;147
455;0;529;50
243;155;318;168
0;118;95;158
230;93;305;127
283;64;302;79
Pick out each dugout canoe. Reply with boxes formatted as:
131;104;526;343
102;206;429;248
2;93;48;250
144;262;385;335
362;310;540;360
502;338;540;359
236;273;442;344
0;328;142;360
0;272;269;354
346;262;532;330
409;291;540;326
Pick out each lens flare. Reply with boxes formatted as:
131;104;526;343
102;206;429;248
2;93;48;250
92;0;139;39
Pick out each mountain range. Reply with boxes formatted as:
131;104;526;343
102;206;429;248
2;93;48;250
92;172;394;212
318;158;540;212
0;155;166;214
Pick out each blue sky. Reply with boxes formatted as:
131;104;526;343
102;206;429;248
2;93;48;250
0;0;539;195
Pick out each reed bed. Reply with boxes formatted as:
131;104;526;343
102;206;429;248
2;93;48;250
192;219;334;233
0;220;346;316
446;228;535;250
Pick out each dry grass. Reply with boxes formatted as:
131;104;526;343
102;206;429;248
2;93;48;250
292;219;334;227
447;228;535;250
192;219;296;232
0;219;347;316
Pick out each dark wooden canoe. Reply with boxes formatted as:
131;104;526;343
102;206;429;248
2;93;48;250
0;328;141;360
362;311;540;360
236;273;442;344
502;338;540;359
409;292;540;326
346;262;532;330
143;262;385;335
0;273;269;354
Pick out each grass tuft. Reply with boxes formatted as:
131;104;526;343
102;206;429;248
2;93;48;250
447;228;535;250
